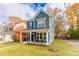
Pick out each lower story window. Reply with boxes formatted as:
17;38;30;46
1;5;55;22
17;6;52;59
36;33;39;39
40;33;42;39
44;33;46;39
39;32;47;43
26;32;30;41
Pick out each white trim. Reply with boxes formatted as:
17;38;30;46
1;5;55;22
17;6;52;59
39;32;40;41
3;33;5;41
32;9;51;20
48;15;55;44
30;32;31;43
37;18;46;28
20;32;22;43
46;32;49;45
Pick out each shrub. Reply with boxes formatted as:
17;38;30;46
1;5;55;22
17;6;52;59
67;28;79;39
11;35;16;41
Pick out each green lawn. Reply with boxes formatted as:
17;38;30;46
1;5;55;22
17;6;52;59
0;42;19;48
0;39;79;56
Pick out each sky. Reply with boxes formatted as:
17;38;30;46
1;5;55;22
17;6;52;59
0;3;71;24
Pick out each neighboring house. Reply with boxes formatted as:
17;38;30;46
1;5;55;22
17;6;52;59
0;16;26;42
9;16;25;25
19;9;55;45
3;24;9;32
0;24;3;32
14;21;27;41
7;22;14;31
3;16;26;32
0;23;14;42
0;32;14;42
14;21;26;31
0;24;4;41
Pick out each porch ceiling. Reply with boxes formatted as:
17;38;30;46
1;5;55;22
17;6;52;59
21;29;48;32
0;32;15;35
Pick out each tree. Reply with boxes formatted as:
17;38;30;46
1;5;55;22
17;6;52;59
66;3;79;30
67;27;79;39
46;8;65;39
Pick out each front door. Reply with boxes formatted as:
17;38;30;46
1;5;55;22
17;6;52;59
31;32;36;42
26;32;30;42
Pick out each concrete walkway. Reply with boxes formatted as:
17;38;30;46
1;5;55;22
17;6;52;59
64;40;79;48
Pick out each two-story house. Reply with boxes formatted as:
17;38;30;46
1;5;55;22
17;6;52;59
19;9;54;45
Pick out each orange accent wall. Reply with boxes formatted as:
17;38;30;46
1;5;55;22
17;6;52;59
15;32;26;41
15;25;25;31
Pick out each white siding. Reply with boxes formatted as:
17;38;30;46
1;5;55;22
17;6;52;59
48;15;55;44
4;34;13;42
0;35;4;40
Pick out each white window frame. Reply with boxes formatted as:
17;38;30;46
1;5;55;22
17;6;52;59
29;22;32;28
37;18;46;28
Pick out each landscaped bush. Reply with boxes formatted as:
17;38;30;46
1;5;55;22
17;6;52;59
11;35;16;41
67;28;79;39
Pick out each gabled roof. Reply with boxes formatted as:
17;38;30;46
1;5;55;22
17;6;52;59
26;9;53;22
26;19;33;22
32;9;51;20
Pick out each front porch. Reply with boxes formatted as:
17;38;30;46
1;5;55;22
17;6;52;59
19;29;49;45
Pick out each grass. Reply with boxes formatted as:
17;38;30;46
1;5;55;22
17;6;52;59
0;42;19;48
0;39;79;56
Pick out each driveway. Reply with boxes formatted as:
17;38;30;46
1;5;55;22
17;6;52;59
63;40;79;48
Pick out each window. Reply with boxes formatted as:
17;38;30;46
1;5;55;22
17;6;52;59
36;33;39;39
39;33;46;43
28;22;33;29
44;33;46;39
40;33;42;39
37;18;46;28
26;32;30;41
29;22;32;27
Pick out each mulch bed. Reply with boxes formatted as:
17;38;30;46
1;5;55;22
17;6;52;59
22;42;48;47
48;48;58;53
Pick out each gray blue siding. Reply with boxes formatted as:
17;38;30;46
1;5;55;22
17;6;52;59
27;21;33;29
27;11;49;29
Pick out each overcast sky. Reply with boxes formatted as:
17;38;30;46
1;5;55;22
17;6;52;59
0;3;72;24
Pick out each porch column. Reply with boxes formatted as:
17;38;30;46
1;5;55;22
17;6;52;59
20;32;22;44
30;32;31;43
3;32;5;41
39;32;40;42
46;32;49;45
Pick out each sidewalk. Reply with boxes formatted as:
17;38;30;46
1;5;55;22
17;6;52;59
63;40;79;48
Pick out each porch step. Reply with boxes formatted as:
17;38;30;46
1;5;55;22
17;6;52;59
22;41;47;46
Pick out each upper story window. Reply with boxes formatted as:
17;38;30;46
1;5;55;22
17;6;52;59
37;18;46;28
29;22;32;27
28;21;33;29
4;26;9;32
